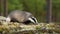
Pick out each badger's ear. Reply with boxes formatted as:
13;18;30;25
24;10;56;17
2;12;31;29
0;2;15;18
6;17;11;22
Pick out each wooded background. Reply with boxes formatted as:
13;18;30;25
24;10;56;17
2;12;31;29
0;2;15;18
0;0;60;23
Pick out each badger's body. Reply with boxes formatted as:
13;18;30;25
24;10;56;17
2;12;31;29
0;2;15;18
6;10;38;24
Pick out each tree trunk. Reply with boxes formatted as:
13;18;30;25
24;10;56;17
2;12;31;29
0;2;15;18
46;0;52;23
3;0;8;17
0;0;3;16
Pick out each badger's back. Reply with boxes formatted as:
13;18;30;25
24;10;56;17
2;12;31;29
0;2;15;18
7;10;33;23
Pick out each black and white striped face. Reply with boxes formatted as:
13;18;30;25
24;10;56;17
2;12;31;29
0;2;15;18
28;17;38;24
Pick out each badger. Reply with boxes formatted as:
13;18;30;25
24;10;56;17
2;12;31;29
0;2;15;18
6;10;38;24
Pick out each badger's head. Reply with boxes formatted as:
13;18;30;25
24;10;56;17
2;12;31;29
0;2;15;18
25;12;38;24
28;17;38;24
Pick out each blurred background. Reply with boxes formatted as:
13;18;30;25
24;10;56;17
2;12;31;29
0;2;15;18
0;0;59;23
